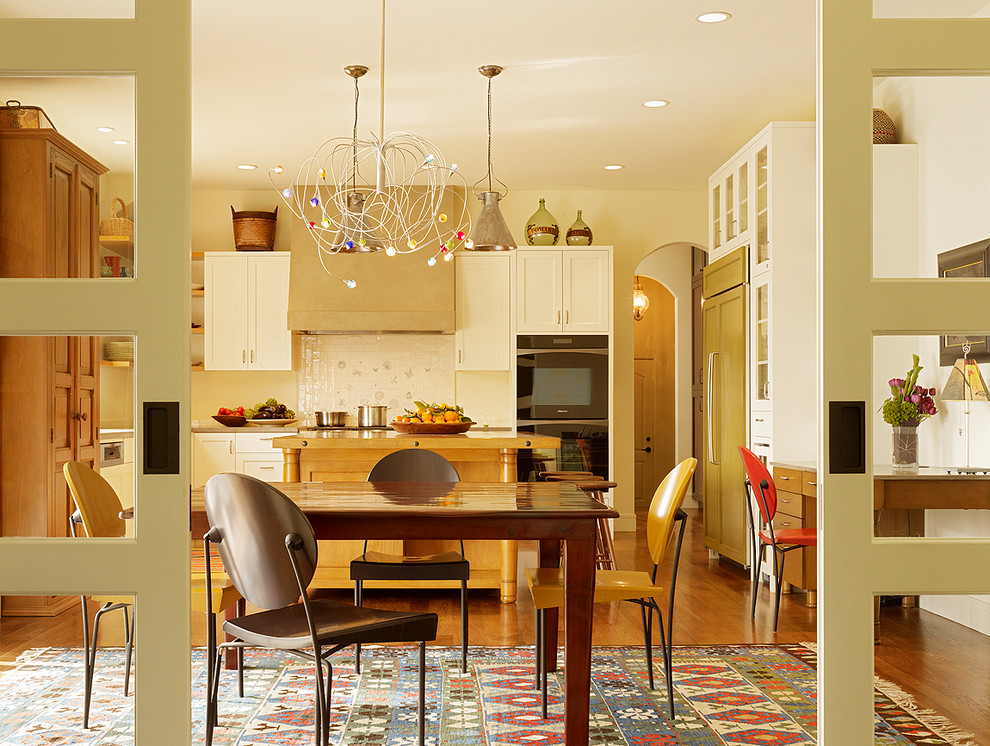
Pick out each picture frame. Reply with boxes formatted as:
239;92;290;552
937;237;990;366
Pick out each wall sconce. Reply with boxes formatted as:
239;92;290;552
632;276;650;321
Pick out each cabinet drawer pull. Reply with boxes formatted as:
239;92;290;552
778;475;791;481
754;417;764;423
807;480;817;487
259;465;275;470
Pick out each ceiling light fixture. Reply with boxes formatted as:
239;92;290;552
642;100;669;108
465;65;516;252
697;11;731;23
604;164;624;171
270;0;469;287
111;139;129;145
237;164;258;170
96;126;115;133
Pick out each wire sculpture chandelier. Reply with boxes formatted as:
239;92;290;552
270;3;471;287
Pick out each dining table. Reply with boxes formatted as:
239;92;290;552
190;478;619;746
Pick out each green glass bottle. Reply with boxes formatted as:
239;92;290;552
566;210;593;246
525;198;559;246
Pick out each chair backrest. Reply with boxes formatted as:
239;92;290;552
63;461;126;538
645;457;698;565
737;445;777;523
204;473;318;610
367;448;460;483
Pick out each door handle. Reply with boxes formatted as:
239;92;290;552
250;349;255;363
640;446;652;453
565;309;570;324
707;352;718;465
556;309;561;324
242;349;247;363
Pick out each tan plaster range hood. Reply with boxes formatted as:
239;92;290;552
287;214;454;334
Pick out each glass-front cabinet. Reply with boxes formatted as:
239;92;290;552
755;144;770;271
708;153;753;260
751;272;771;414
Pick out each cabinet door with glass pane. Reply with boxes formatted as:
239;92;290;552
751;271;771;414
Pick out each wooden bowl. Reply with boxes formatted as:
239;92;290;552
389;421;473;434
212;414;247;427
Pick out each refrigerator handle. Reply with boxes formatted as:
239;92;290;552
707;352;718;465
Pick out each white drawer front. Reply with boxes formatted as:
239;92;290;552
234;430;295;454
236;458;283;482
751;412;772;438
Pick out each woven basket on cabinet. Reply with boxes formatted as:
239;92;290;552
100;198;134;237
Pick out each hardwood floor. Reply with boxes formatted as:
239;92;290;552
1;503;987;741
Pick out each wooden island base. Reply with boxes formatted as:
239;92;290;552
273;429;561;603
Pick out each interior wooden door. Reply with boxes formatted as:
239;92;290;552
633;358;656;504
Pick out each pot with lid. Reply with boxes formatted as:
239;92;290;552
356;405;389;428
315;410;347;427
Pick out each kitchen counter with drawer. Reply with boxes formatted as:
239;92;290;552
770;463;817;606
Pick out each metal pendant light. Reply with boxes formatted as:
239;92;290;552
632;276;650;321
466;65;517;251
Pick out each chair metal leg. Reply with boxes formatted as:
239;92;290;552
642;601;656;690
418;641;427;746
354;580;363;674
237;598;246;697
533;610;542;690
751;543;763;619
79;597;94;729
773;549;787;632
460;579;468;674
122;605;134;697
206;645;226;746
540;610;549;719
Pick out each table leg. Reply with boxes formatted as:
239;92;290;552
563;535;596;745
500;540;518;603
282;448;300;483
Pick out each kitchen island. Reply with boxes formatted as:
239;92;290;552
272;428;561;602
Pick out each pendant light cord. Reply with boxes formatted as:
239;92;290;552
380;0;386;142
487;75;493;192
352;74;359;192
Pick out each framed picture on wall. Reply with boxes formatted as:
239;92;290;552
937;237;990;366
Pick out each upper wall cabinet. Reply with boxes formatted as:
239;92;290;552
709;153;750;255
204;252;291;371
455;253;511;370
515;247;611;333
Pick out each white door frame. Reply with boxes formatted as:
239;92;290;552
0;3;193;743
819;5;990;741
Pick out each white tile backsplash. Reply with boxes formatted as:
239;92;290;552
297;335;454;422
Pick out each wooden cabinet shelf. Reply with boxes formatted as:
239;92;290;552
100;359;132;368
100;235;134;258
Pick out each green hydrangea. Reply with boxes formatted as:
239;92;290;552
881;399;919;426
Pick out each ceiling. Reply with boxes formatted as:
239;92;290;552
11;0;983;197
0;0;824;193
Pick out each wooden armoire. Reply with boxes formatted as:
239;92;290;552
0;127;107;616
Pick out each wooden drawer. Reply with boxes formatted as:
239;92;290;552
802;470;818;497
771;512;804;533
773;467;802;493
776;492;804;519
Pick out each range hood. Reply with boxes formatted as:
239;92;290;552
287;212;455;334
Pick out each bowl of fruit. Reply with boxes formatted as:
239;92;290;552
390;401;474;434
245;398;297;426
212;407;247;427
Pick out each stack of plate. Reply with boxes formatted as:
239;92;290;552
105;340;134;361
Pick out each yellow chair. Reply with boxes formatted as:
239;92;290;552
63;461;243;728
526;457;698;719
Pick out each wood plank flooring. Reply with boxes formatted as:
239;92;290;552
1;504;987;742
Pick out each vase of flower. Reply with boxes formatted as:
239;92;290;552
892;420;919;472
880;354;938;473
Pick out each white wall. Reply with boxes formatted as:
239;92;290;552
875;76;990;633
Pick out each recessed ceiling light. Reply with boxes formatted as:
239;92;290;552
237;164;259;170
603;164;624;171
112;139;130;145
697;11;731;23
642;100;669;108
96;126;115;133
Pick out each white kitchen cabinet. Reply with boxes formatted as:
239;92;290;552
455;254;511;370
193;430;292;488
204;252;291;371
709;153;751;255
515;247;611;333
708;122;816;464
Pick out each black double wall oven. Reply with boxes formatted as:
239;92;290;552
516;334;609;480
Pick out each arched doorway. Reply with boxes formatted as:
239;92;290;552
632;243;706;504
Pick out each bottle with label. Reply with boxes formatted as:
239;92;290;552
525;198;559;246
565;210;593;246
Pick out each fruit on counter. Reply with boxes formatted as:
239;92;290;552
245;398;296;420
217;406;245;416
395;400;473;424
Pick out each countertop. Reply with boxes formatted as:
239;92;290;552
99;428;134;439
192;424;299;433
771;460;816;472
272;428;560;450
770;461;990;480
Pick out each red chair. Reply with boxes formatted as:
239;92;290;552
737;446;817;631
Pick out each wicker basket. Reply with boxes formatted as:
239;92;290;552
231;206;277;250
100;198;134;237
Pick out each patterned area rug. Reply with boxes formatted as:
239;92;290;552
0;644;975;745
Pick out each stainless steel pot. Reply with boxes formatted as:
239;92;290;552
356;404;389;428
315;410;347;427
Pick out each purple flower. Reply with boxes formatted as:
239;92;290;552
911;394;921;403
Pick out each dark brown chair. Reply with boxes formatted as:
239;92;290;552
204;473;437;746
351;449;469;672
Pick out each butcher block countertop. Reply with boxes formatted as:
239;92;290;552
272;428;560;450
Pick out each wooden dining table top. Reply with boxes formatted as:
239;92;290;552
189;480;619;540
